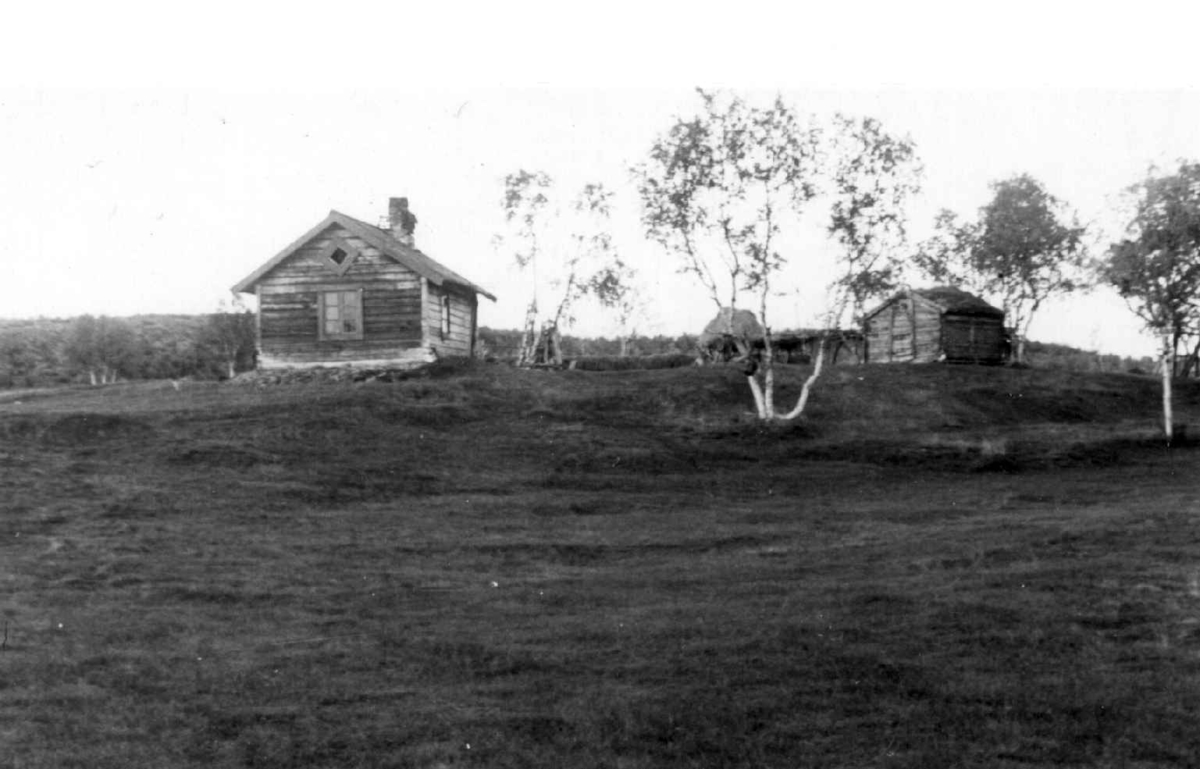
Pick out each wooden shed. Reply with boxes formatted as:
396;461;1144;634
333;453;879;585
232;199;495;369
862;287;1008;364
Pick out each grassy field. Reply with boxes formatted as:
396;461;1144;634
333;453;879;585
2;362;1200;768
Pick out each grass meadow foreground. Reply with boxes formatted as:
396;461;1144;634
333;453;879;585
2;362;1200;768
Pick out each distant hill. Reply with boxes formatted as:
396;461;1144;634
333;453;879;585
0;313;250;387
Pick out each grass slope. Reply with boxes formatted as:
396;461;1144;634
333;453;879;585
2;362;1199;768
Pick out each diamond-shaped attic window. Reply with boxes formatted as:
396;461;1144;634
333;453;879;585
318;239;359;276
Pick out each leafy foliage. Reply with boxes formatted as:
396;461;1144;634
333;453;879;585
633;89;821;314
200;298;257;380
495;171;633;365
827;114;922;322
634;90;825;420
634;89;923;421
497;169;553;271
0;321;63;387
914;175;1088;361
64;315;137;384
568;352;696;371
0;313;257;387
1100;160;1200;375
912;209;988;293
476;327;699;362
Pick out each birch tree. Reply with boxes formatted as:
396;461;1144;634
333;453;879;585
587;255;645;356
64;315;135;385
635;90;824;419
976;176;1088;362
637;91;925;420
494;172;625;365
495;170;552;365
202;296;256;379
912;209;988;294
913;175;1087;362
1099;160;1200;441
827;114;922;325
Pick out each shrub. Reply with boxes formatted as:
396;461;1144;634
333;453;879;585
569;353;696;371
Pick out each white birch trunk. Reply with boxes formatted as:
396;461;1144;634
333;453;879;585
779;338;827;421
745;372;768;419
761;327;776;420
1162;331;1174;442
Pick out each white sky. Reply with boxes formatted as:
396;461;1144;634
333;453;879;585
2;3;1198;358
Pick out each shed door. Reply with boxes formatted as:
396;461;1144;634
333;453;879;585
942;315;1003;363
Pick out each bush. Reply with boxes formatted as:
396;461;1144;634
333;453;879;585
569;353;696;371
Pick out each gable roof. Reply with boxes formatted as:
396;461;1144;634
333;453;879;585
232;209;496;301
912;287;1003;317
862;286;1004;322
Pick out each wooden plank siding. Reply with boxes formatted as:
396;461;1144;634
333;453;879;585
886;302;913;362
911;300;943;363
254;224;434;368
424;283;477;357
942;315;1006;364
865;296;945;363
239;216;490;369
257;228;420;290
866;299;921;363
864;294;1007;365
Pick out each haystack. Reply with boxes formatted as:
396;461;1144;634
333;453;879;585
698;308;764;361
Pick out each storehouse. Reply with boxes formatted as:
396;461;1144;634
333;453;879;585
862;287;1007;364
232;198;495;369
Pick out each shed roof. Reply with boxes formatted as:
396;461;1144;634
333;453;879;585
232;209;496;301
862;287;1003;322
911;287;1003;317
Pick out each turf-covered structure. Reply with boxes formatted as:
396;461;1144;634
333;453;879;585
862;287;1008;365
697;308;765;361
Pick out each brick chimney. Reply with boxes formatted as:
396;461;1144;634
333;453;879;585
388;197;417;247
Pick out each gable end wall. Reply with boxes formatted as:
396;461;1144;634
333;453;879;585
253;224;430;368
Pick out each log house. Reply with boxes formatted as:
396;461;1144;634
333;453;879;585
232;199;495;369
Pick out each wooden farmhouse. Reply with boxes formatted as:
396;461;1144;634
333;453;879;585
232;198;495;369
862;287;1008;364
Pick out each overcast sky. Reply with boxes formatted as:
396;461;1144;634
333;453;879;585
3;3;1198;358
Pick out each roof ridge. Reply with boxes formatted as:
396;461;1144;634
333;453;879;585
232;210;495;301
334;211;496;301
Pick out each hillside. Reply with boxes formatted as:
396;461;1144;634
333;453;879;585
3;363;1200;767
2;361;1190;476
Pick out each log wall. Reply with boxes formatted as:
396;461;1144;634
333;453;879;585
424;283;477;357
865;297;942;363
254;224;428;367
865;299;1007;365
941;314;1006;364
